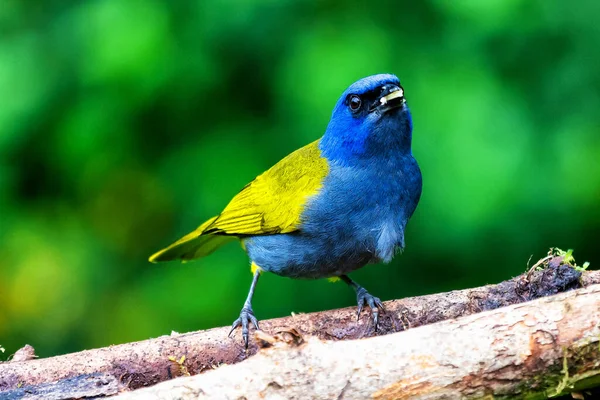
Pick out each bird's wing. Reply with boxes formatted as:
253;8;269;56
149;139;329;262
149;216;237;262
204;139;329;235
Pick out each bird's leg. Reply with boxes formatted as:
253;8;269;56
229;270;261;348
340;275;385;329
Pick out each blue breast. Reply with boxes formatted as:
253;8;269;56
244;149;422;279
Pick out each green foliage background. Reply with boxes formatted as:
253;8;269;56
1;1;599;357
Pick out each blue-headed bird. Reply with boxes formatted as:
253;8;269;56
150;74;422;347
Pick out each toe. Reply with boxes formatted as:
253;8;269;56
356;302;364;320
249;314;260;330
241;314;250;348
366;295;382;311
355;288;368;319
229;318;241;337
367;296;383;328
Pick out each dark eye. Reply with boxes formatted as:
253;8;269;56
348;95;362;112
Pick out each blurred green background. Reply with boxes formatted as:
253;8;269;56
1;0;599;358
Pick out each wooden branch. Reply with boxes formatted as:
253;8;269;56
114;284;600;400
0;256;598;399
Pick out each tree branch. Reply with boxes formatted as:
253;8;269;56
115;284;600;400
1;255;598;399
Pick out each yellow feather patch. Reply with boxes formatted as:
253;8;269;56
203;140;329;236
149;140;329;263
148;216;235;263
250;262;262;274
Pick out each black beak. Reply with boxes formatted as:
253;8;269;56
369;84;405;113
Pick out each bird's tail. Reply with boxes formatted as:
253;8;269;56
149;216;235;263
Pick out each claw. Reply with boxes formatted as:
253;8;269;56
250;314;260;330
229;306;259;348
355;287;384;329
229;318;241;337
356;303;363;321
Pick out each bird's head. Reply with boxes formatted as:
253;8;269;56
321;74;413;162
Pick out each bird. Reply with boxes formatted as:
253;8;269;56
149;73;422;347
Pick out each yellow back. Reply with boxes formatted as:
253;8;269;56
149;140;329;262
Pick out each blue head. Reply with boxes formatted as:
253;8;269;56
320;74;413;163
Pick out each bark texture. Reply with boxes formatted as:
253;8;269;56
0;256;598;399
115;284;600;400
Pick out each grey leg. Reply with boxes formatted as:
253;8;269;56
229;270;260;348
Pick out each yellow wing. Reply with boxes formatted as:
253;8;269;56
149;140;329;262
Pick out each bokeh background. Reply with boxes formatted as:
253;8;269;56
1;0;599;358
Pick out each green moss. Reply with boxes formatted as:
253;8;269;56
550;248;590;271
550;349;570;396
492;337;600;399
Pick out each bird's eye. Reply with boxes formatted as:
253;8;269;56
348;95;362;112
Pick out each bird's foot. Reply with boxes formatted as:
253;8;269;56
229;305;259;348
355;287;385;329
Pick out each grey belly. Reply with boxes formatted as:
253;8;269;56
243;232;376;279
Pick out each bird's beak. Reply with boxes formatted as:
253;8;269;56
371;85;405;113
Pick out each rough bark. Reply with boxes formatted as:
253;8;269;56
114;284;600;400
0;256;598;399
